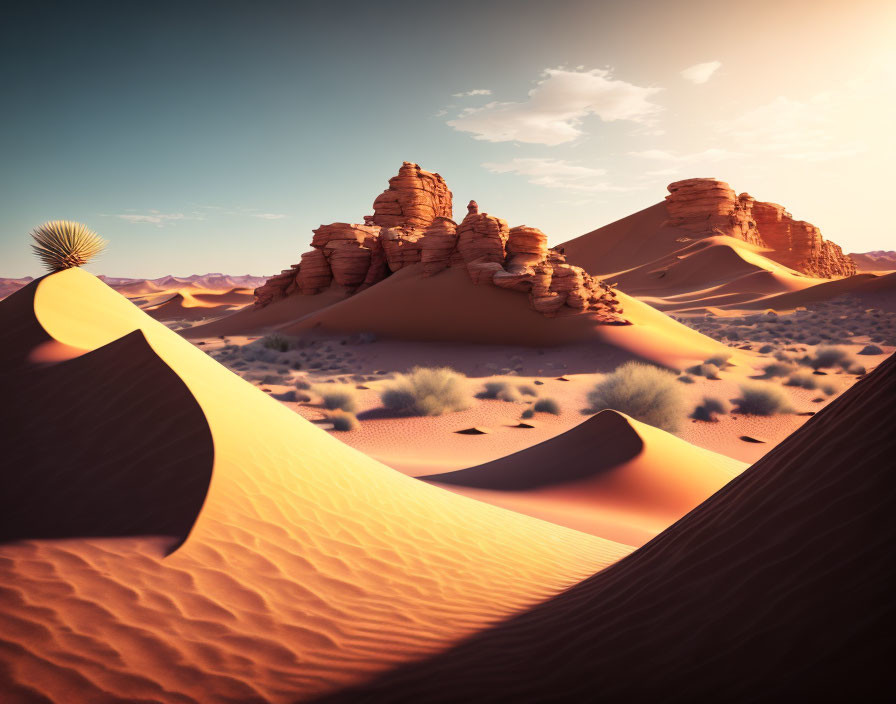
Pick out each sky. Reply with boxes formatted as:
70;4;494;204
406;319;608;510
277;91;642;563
1;0;894;278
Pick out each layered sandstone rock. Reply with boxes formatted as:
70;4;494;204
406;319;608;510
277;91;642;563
664;178;856;277
254;163;626;323
665;179;762;245
751;202;856;278
371;161;453;229
456;201;510;266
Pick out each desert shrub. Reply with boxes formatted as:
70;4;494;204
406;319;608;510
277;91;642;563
30;220;107;271
328;411;359;431
808;345;852;370
704;353;732;368
477;380;521;402
533;398;561;415
785;370;820;390
517;384;538;396
686;362;721;379
758;344;775;354
761;361;799;379
733;381;793;415
272;390;297;402
380;366;472;416
295;377;311;390
847;364;866;375
316;385;358;412
586;362;685;432
520;408;535;419
677;374;695;384
261;374;286;385
820;381;838;395
261;333;291;352
691;396;730;422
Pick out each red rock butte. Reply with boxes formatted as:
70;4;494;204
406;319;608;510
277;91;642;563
255;163;626;323
665;178;856;278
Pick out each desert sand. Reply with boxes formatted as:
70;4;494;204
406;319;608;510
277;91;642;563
319;350;896;704
0;269;633;703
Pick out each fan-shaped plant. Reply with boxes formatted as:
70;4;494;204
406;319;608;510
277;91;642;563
31;221;106;272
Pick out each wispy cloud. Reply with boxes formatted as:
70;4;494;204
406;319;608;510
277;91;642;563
452;89;492;97
448;67;662;145
482;158;639;192
681;61;722;84
105;210;199;226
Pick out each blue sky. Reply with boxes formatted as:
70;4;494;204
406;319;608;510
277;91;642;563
1;0;894;277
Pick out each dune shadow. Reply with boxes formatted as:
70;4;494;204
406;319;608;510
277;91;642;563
0;282;214;553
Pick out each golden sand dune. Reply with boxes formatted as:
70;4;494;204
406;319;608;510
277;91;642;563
0;269;631;702
184;284;349;338
144;288;251;321
320;355;896;703
741;271;896;312
424;410;744;546
277;264;731;368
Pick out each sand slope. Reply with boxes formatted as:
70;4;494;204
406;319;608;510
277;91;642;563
740;271;896;312
278;264;731;368
321;353;896;702
0;269;631;702
424;410;743;546
184;284;349;338
562;206;825;312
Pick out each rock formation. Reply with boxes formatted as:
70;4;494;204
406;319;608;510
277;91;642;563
664;178;856;278
371;161;453;229
254;164;626;323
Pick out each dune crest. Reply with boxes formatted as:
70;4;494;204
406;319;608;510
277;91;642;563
0;268;631;702
424;410;743;545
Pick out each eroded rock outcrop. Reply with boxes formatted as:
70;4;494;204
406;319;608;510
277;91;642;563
371;161;453;229
254;164;626;323
664;178;855;278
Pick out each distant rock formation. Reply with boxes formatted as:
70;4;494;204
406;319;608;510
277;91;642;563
254;164;625;322
848;250;896;273
664;178;856;278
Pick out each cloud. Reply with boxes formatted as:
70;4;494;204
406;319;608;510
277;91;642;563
482;158;638;192
629;148;739;162
448;68;662;145
681;61;722;84
715;94;862;161
452;89;492;97
108;210;193;226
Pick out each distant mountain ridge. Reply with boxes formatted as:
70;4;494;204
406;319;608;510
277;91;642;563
0;273;269;300
849;251;896;272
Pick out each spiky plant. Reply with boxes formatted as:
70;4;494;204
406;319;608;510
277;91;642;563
30;220;106;272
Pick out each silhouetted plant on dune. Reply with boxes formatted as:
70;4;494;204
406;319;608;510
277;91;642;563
380;366;472;416
586;362;685;432
31;220;106;272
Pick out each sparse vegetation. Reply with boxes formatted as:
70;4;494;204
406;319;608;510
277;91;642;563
761;361;799;379
691;396;730;422
677;374;695;384
327;410;359;431
517;384;538;396
477;380;521;402
733;381;794;416
808;345;853;370
380;366;472;416
520;408;535;419
30;220;107;271
686;362;721;379
316;385;358;412
533;398;561;415
859;344;883;355
586;362;686;432
262;333;291;352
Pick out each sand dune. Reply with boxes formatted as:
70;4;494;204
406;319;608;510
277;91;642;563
0;283;213;547
184;284;350;337
0;269;631;702
562;206;826;312
424;410;743;546
279;264;731;368
321;353;896;703
144;288;251;321
740;271;896;312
